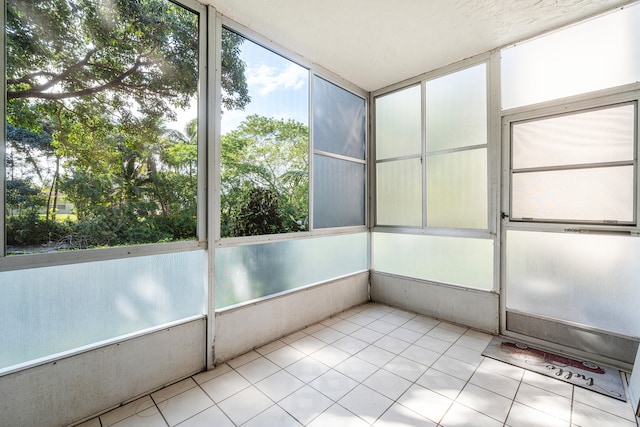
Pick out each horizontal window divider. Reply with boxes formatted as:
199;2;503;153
425;143;488;156
504;221;640;234
0;240;206;272
313;150;366;164
512;160;635;174
510;217;635;226
214;226;368;248
372;225;495;240
375;154;422;164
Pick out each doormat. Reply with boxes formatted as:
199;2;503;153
482;336;626;401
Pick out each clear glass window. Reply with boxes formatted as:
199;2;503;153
220;28;309;237
4;0;201;254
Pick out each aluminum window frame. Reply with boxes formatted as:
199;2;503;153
215;18;369;249
0;0;209;271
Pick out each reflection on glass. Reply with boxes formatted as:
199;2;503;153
220;28;309;237
5;0;200;254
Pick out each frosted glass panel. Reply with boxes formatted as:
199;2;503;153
314;76;365;159
427;149;487;229
426;64;487;152
0;251;206;371
376;159;422;226
215;233;368;308
506;230;640;338
375;85;422;159
512;166;634;222
313;155;365;228
373;233;493;290
512;104;635;169
502;3;640;109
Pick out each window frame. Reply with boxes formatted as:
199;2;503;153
502;85;640;234
372;55;494;239
0;0;209;270
214;18;369;248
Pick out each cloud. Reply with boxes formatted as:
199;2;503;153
247;63;307;95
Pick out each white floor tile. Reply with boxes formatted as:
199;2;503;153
290;335;327;355
456;383;512;423
444;344;484;366
571;401;638;427
330;319;362;335
349;327;385;344
355;345;396;367
431;355;478;381
521;370;573;398
426;325;465;343
373;335;411;354
110;406;167;427
255;339;287;356
363;369;413;400
152;379;197;403
514;382;572;421
311;345;351;367
175;405;234;427
192;363;232;385
506;401;570;427
402;317;439;334
366;320;398;334
332;335;369;355
281;330;307;344
396;383;453;424
312;326;346;344
400;344;441;366
285;356;331;383
345;313;377;326
199;370;250;403
387;326;423;343
383;355;428;382
573;385;636;422
264;344;307;368
309;369;359;400
217;386;273;426
157;386;213;426
235;356;281;383
334;356;379;382
307;403;370;427
478;357;525;381
441;402;504;427
469;367;521;399
255;369;304;402
379;313;411;326
100;396;156;427
416;367;467;400
241;404;302;427
456;334;493;351
279;385;334;425
374;402;437;427
414;335;452;354
226;350;261;369
338;384;394;424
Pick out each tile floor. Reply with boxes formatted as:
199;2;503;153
76;303;639;427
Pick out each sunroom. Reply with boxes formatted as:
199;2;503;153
2;0;640;426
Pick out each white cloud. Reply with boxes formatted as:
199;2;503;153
247;63;307;95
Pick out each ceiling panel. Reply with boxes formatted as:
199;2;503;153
203;0;632;91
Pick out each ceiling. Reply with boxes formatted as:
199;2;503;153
203;0;632;92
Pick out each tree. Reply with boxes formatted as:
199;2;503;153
4;0;249;251
221;115;309;237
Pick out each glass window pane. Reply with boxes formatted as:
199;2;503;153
375;85;422;160
313;155;365;228
220;28;309;237
376;159;422;226
501;3;640;109
512;166;634;223
426;64;487;152
506;230;640;338
0;251;206;371
215;233;369;308
373;233;493;290
512;104;636;170
427;148;487;229
5;0;201;254
313;77;365;159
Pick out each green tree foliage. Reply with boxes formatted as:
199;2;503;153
4;0;248;252
221;115;309;237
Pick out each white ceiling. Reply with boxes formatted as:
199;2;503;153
203;0;631;92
